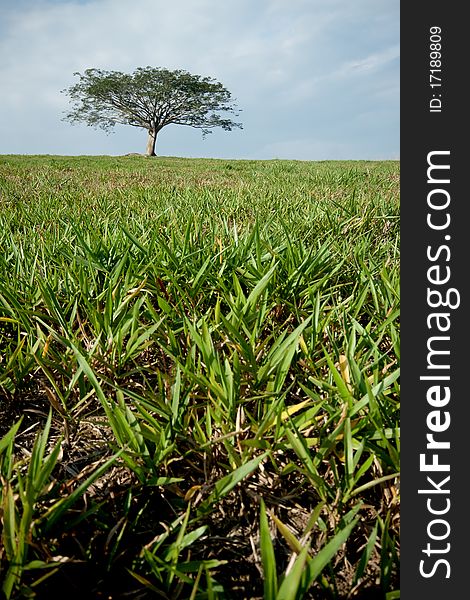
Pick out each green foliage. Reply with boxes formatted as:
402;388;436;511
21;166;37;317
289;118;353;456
61;67;242;153
0;155;399;598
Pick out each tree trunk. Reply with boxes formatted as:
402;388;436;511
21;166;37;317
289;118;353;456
146;129;158;156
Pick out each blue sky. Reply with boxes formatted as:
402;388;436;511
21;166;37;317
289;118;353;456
0;0;399;160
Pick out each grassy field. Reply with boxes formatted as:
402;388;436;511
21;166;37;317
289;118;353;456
0;155;400;599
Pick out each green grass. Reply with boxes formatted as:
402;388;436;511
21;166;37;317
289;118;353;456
0;154;400;599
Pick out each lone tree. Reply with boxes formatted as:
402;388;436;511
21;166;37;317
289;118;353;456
61;67;242;156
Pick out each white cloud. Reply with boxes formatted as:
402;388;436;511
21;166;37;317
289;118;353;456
345;45;400;74
0;0;399;158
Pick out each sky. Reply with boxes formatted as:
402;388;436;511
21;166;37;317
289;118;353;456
0;0;399;160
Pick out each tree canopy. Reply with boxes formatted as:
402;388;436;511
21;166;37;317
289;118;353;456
61;67;242;155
